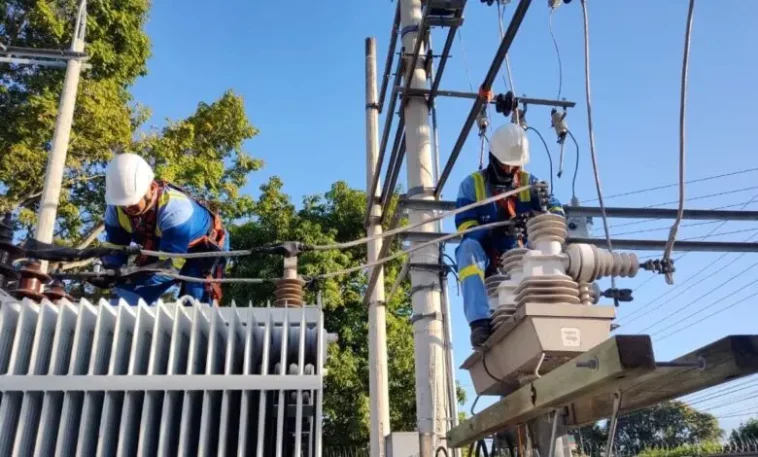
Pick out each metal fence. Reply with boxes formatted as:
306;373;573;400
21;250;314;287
323;446;370;457
0;296;327;457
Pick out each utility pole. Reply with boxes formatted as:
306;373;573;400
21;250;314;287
34;0;88;269
365;37;392;457
399;1;448;454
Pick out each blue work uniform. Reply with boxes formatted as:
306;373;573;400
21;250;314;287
102;184;230;305
454;169;564;324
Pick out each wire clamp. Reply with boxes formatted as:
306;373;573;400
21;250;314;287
410;311;443;324
639;258;676;276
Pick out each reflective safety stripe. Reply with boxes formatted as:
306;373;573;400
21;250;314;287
459;264;484;281
550;206;565;214
458;220;479;232
101;241;126;249
160;256;187;270
519;171;532;202
471;172;486;202
116;208;133;234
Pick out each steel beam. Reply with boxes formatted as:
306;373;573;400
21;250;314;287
397;200;758;221
400;231;758;253
0;375;322;392
378;2;401;112
402;87;576;109
435;0;533;197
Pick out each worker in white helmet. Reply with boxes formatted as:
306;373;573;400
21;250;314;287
100;153;230;305
455;124;565;347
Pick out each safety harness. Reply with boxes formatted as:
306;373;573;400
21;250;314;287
470;169;532;276
116;181;227;303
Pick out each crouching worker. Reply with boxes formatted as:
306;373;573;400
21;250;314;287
455;124;565;348
100;153;230;305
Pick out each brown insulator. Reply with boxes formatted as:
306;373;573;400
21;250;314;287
274;277;306;307
43;279;74;303
14;261;51;301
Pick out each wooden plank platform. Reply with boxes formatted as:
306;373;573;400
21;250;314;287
448;335;758;448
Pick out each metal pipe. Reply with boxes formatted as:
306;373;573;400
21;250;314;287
398;200;758;222
435;0;534;197
403;87;577;108
365;58;404;228
380;125;407;219
566;206;758;221
365;37;392;457
400;231;758;253
378;2;401;112
315;294;325;457
34;0;88;273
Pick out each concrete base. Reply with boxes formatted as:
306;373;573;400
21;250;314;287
462;303;615;396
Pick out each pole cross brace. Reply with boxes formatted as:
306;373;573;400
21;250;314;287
410;311;443;324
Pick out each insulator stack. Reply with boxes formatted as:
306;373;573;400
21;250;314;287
526;213;568;247
565;244;640;283
14;261;50;301
514;275;581;308
578;282;595;306
500;248;529;274
43;278;74;303
274;277;306;307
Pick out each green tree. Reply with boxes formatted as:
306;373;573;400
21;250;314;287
227;178;418;445
574;401;723;456
731;417;758;443
1;1;260;244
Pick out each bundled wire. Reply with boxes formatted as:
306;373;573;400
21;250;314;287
579;0;616;293
662;0;696;284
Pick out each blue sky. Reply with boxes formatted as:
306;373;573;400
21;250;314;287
131;0;758;434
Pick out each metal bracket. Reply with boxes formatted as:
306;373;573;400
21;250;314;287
605;390;623;457
411;283;441;295
365;102;380;110
410;311;443;324
409;262;447;272
407;186;437;198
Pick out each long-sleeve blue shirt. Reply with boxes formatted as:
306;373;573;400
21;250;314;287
102;185;213;273
454;169;564;255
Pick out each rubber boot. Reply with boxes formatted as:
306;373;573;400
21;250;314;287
470;318;492;348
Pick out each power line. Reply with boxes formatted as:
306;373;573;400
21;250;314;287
634;259;758;334
663;0;696;283
617;216;758;326
496;0;516;94
688;380;758;407
682;374;758;402
604;198;758;231
657;288;758;341
580;0;616;294
548;7;562;101
582;166;758;204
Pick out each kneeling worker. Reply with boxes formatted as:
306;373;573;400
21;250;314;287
101;153;230;305
455;124;565;348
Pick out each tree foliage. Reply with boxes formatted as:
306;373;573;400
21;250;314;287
731;418;758;442
574;401;723;456
1;0;260;243
226;178;418;445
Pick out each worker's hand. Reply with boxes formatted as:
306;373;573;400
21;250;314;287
86;276;119;289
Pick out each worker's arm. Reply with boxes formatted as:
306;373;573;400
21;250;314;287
528;175;565;216
455;176;487;242
101;206;132;268
155;197;195;272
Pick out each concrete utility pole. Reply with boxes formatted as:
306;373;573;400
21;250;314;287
365;37;392;457
399;1;448;454
34;0;88;267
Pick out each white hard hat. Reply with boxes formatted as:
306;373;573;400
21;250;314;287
489;123;530;167
105;153;155;206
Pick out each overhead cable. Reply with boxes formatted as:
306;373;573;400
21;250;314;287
312;220;513;280
662;0;696;284
636;259;758;334
657;288;758;342
567;130;580;202
583;166;758;203
310;185;531;251
496;0;516;94
579;0;616;293
548;7;562;100
527;127;554;192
